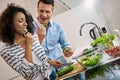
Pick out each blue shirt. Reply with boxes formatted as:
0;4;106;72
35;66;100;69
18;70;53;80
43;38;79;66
33;18;71;62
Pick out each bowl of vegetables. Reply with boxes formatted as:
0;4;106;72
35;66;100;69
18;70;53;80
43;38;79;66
77;51;103;69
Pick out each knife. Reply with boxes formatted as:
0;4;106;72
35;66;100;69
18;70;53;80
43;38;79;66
60;62;74;68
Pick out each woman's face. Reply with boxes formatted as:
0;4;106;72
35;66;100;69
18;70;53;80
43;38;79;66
13;12;27;35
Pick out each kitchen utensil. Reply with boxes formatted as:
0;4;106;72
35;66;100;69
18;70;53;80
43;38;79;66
60;62;74;68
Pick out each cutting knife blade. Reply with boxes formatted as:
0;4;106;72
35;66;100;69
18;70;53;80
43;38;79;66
60;62;74;68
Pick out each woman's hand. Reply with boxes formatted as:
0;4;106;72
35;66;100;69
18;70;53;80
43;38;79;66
24;32;33;63
25;32;33;46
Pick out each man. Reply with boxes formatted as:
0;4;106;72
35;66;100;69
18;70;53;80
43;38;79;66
33;1;74;79
33;0;73;65
32;1;86;80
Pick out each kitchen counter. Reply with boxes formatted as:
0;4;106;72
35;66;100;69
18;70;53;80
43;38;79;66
55;55;120;80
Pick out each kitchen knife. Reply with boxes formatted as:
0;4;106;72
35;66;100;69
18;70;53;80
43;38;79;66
60;62;74;68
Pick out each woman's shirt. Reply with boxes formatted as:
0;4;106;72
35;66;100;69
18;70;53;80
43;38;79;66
0;34;51;80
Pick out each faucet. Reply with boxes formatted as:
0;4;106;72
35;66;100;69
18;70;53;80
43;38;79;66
79;22;102;39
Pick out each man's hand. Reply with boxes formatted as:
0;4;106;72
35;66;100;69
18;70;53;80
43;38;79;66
63;47;73;57
37;25;46;43
48;60;62;68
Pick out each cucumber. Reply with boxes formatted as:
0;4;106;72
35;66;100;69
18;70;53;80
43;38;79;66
65;47;71;52
43;24;47;27
56;65;73;77
84;49;94;55
24;28;28;33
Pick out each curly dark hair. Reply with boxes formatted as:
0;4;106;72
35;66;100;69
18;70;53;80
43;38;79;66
0;3;34;45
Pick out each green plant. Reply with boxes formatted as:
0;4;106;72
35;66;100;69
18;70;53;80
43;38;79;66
91;33;115;47
85;65;110;80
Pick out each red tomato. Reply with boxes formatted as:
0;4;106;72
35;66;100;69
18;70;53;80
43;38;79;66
104;49;112;54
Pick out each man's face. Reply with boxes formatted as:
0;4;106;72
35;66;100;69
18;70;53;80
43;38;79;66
37;2;53;24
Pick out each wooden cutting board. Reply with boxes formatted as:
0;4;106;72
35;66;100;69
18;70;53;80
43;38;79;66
55;63;85;80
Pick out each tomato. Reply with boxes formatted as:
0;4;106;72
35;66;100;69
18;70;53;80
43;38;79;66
104;49;112;54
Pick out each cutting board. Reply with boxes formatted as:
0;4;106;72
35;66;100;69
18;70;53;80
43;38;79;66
55;63;85;80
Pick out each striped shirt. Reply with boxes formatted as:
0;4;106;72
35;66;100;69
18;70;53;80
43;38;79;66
0;34;51;80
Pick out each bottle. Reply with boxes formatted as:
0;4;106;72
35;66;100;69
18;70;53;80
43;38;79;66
113;29;120;46
101;27;114;49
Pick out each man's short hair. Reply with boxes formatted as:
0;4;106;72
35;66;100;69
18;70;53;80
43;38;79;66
37;0;54;8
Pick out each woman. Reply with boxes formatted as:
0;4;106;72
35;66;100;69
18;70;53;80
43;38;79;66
0;3;62;80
